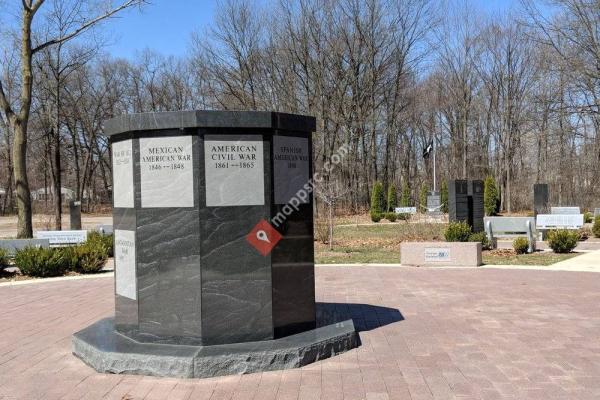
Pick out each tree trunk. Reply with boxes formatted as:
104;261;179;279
13;123;32;238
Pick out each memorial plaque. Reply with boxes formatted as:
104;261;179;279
395;207;417;214
35;230;87;246
424;247;450;262
273;136;310;204
140;136;194;208
536;214;583;229
115;229;137;300
205;135;264;206
112;139;134;208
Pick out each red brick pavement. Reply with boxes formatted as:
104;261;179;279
1;267;600;400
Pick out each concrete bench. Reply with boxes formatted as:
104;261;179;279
484;217;536;253
0;239;50;256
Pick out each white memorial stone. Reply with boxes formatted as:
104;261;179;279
424;247;450;262
536;214;583;229
395;207;417;214
112;139;134;208
140;136;194;208
273;136;310;204
35;230;87;246
115;229;136;300
205;135;264;206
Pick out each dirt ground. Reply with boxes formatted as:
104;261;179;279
0;214;112;238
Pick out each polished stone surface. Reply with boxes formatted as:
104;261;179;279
105;111;317;136
448;179;469;223
107;111;317;351
534;183;549;216
467;180;484;233
72;317;358;378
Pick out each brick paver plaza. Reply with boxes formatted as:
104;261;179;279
1;266;600;399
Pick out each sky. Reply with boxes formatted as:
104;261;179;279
104;0;519;60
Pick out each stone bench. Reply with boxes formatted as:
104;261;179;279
400;242;482;267
0;239;50;256
484;216;536;253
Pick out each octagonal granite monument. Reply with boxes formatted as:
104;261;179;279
72;110;358;378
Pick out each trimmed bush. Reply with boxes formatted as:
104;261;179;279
593;216;600;238
547;229;578;253
484;176;499;216
440;180;448;213
0;248;8;268
468;232;491;250
87;231;114;257
15;247;67;277
77;243;109;273
400;184;411;207
385;212;397;222
370;211;382;223
387;185;397;212
584;212;593;224
513;237;529;254
444;221;472;242
397;213;411;221
370;181;385;216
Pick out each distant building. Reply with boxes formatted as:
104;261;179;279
31;187;76;202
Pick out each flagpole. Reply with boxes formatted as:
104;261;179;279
433;133;436;192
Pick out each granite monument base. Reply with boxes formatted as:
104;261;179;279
72;316;358;379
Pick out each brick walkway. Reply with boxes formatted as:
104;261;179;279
1;267;600;400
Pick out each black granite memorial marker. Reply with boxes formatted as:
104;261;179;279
534;184;549;216
448;180;469;223
72;110;358;378
69;200;82;230
468;180;484;233
449;179;484;232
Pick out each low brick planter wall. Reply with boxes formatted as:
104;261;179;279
400;242;482;267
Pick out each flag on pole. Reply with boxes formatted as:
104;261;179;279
423;140;433;159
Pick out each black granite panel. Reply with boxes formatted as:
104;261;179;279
269;131;316;338
69;201;82;230
448;180;469;223
134;133;202;344
199;132;273;345
105;111;316;136
468;180;484;232
136;207;201;342
534;184;549;216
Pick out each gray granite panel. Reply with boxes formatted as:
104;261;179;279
199;133;273;345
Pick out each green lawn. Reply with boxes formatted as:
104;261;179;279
315;222;581;265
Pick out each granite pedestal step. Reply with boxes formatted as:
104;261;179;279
72;318;358;378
